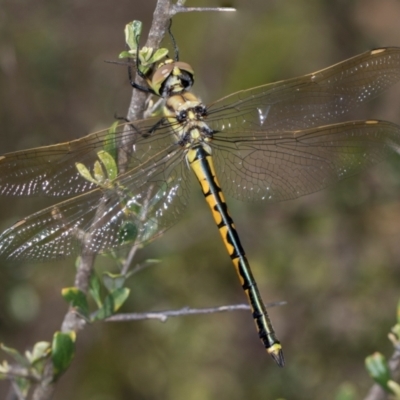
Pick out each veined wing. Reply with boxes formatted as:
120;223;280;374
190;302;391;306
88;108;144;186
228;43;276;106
0;116;177;197
212;120;400;202
207;47;400;133
0;141;190;261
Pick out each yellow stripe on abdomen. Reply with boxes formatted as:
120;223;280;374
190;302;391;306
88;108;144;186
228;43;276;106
187;146;284;367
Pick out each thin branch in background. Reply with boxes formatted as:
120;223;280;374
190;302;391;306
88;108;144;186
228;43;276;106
10;380;26;400
105;301;286;323
122;256;160;277
120;242;141;275
171;5;236;15
3;365;40;381
106;304;253;322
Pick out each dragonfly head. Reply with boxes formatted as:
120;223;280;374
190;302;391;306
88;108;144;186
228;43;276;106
150;59;195;97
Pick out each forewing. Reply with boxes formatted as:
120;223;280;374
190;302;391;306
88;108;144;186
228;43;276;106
0;117;174;197
212;120;400;202
207;48;400;133
0;144;190;261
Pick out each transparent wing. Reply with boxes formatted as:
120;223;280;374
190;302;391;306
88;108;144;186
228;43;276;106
0;142;190;261
212;120;400;202
0;117;176;197
207;47;400;133
2;48;399;199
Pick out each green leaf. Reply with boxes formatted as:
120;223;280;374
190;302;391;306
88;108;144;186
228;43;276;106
75;162;96;184
110;288;130;312
392;323;400;340
139;46;154;63
91;288;130;321
0;343;29;367
91;295;114;321
89;274;102;308
388;380;400;398
124;20;142;52
103;121;119;162
365;352;392;393
0;361;10;375
147;48;169;65
93;160;105;183
127;200;141;214
61;287;89;317
25;341;51;365
51;331;76;379
97;150;118;181
102;272;126;292
15;377;30;397
119;50;132;59
118;221;138;244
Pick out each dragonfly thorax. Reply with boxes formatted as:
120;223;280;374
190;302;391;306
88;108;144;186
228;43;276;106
163;92;213;151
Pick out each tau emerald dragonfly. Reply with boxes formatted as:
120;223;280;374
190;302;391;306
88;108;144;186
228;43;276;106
1;46;400;367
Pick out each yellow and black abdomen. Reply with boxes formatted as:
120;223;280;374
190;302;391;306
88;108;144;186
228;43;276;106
187;145;284;366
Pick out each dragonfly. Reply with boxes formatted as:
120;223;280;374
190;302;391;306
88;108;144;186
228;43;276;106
1;46;400;367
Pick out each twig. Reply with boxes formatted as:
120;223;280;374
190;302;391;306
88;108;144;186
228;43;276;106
120;242;141;275
3;365;40;381
10;380;26;400
171;6;235;15
106;304;251;322
105;301;285;323
174;0;235;11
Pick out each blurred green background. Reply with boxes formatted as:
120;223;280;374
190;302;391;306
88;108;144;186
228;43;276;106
1;0;400;399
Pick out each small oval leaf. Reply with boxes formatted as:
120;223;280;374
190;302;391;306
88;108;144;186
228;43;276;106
148;48;169;64
111;288;130;312
92;296;114;321
93;160;105;183
104;121;119;161
51;331;76;379
125;20;142;51
102;272;126;293
26;341;51;365
75;162;96;184
89;274;102;308
97;150;118;181
365;352;392;393
118;221;138;244
61;287;89;317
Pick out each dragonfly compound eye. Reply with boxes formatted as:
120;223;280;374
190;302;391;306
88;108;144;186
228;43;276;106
150;61;195;97
194;105;207;117
177;110;187;122
151;63;175;96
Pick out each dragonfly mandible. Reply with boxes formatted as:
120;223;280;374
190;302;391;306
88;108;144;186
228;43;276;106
1;47;400;367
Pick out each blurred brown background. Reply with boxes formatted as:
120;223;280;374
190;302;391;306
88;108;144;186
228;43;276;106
1;0;400;399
